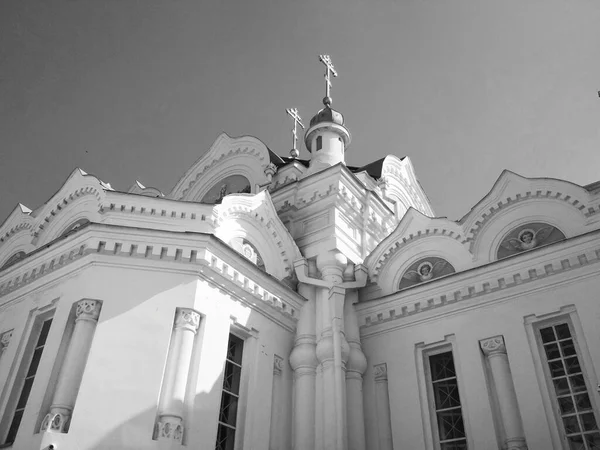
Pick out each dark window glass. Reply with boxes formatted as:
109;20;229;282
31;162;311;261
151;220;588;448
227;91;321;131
316;136;322;151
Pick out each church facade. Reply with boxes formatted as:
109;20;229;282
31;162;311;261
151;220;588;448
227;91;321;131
1;61;600;450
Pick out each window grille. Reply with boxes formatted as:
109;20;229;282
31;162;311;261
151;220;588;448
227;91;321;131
539;323;600;449
215;334;244;450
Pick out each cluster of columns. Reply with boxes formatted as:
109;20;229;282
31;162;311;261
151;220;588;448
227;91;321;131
41;299;102;433
479;335;528;450
154;308;201;443
290;251;367;450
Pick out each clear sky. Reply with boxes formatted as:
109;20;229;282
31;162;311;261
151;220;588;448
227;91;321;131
1;0;599;222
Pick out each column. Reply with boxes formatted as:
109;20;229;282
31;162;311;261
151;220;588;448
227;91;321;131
41;299;102;433
269;355;284;450
155;308;200;443
290;283;318;450
374;363;393;450
344;292;366;450
480;336;527;450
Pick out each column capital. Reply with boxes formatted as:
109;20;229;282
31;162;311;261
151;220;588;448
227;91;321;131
174;308;201;333
480;335;507;357
0;329;13;352
155;415;184;443
273;355;284;376
75;299;101;322
374;363;388;381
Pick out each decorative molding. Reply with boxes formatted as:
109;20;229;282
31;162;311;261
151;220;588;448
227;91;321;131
40;408;71;433
155;416;184;443
174;308;201;333
75;299;102;322
273;354;284;375
479;335;506;356
374;363;388;381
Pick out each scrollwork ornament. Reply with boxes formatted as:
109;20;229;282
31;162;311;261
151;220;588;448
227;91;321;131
40;411;71;433
75;300;101;322
156;417;184;443
374;363;388;381
480;336;507;357
175;308;201;333
273;355;284;375
0;330;13;352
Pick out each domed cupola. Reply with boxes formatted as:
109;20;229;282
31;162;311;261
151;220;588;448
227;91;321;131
303;55;352;175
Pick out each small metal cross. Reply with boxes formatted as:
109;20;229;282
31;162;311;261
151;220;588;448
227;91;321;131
286;107;305;158
319;54;338;105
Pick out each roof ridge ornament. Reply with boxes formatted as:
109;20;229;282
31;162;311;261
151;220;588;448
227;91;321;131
285;107;305;159
319;54;337;106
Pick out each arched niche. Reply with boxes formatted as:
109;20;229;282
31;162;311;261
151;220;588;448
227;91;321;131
200;175;251;204
398;257;455;290
496;222;566;260
1;251;27;270
230;237;266;271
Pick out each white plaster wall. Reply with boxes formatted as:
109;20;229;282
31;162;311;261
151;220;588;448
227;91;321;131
0;262;295;450
361;272;600;450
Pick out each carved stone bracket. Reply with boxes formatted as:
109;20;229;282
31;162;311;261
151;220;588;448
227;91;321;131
273;354;284;376
75;299;102;322
174;308;201;334
480;335;507;357
0;329;13;353
40;407;72;433
374;363;388;382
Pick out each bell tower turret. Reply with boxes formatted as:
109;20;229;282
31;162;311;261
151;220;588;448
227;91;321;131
304;55;351;176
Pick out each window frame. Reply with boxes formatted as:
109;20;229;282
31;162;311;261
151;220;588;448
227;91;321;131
525;305;600;449
415;335;471;450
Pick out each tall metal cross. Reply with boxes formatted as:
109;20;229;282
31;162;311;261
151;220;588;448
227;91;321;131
319;54;338;104
286;107;305;157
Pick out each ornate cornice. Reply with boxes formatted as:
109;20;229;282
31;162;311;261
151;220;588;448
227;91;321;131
479;335;506;356
174;308;201;333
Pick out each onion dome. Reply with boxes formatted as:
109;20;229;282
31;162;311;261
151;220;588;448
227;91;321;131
309;105;345;128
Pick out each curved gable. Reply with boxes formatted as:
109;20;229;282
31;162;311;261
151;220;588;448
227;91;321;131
365;208;472;294
169;133;272;202
214;190;302;281
461;171;591;262
0;204;35;267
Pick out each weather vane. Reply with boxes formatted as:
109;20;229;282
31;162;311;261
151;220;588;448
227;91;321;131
286;107;305;158
319;54;337;106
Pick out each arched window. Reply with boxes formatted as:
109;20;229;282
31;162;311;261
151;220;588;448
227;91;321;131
316;136;323;151
398;257;455;290
496;222;565;260
240;239;265;271
1;251;26;270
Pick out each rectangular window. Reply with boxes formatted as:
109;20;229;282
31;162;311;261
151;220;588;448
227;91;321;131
539;323;600;449
215;334;244;450
428;351;468;450
3;318;52;445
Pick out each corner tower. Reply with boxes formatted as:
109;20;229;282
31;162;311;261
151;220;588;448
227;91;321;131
304;55;351;175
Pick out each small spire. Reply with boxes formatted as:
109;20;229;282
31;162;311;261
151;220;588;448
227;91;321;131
286;107;305;158
319;54;338;106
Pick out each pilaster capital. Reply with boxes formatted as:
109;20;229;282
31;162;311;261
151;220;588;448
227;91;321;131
273;355;284;376
0;330;13;351
155;416;184;443
174;308;201;333
479;335;507;357
374;363;388;381
75;299;101;322
40;406;72;433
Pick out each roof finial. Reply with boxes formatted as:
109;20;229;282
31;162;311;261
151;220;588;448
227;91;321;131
286;107;305;158
319;54;338;107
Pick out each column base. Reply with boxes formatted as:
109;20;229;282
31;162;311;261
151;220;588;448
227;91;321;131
505;437;527;450
155;415;184;443
40;407;71;433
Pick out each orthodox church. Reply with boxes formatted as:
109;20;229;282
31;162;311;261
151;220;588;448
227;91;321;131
1;56;600;450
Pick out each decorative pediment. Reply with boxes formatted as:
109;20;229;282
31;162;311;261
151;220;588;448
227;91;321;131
213;190;302;280
169;133;272;202
364;208;472;291
460;171;592;262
